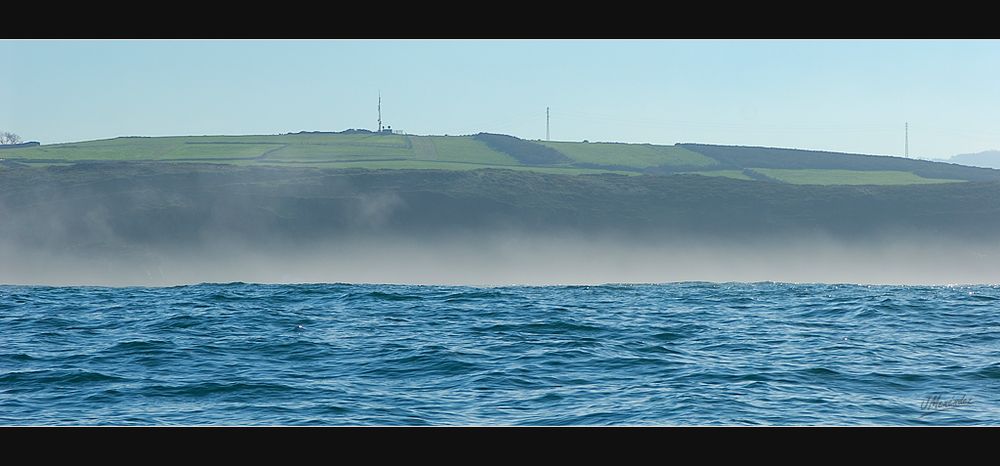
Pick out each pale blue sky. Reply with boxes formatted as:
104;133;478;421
1;39;998;159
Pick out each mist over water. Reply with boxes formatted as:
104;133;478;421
2;232;999;287
2;164;1000;287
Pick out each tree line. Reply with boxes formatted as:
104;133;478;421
1;131;22;145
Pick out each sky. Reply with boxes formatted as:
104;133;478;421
1;39;999;159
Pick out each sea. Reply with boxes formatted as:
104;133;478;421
1;282;998;425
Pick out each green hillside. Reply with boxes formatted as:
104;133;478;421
751;169;960;186
3;131;999;185
678;143;1000;183
540;140;716;168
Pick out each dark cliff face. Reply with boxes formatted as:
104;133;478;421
2;162;1000;253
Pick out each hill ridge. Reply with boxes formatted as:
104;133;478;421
3;133;998;185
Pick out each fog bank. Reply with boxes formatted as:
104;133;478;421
2;232;998;287
4;164;1000;287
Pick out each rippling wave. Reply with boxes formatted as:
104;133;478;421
1;282;998;425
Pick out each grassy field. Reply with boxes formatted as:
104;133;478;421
751;169;962;185
0;137;279;161
412;136;521;165
248;159;636;175
679;143;999;182
186;133;410;146
539;141;716;168
2;132;995;185
264;143;412;161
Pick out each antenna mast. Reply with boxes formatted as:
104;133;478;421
546;107;550;141
905;122;909;158
378;92;383;133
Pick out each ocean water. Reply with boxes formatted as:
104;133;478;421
1;282;998;426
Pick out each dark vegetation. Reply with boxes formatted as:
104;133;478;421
473;133;571;165
3;163;1000;257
